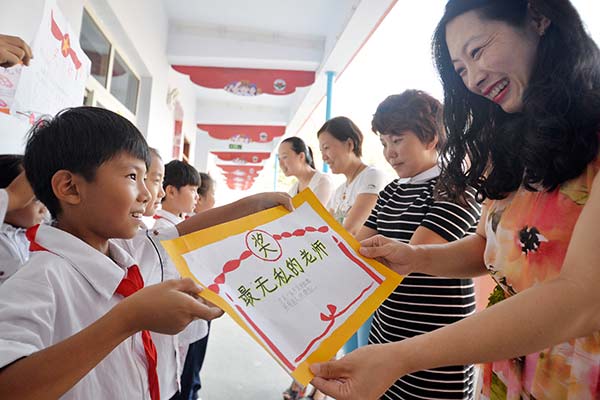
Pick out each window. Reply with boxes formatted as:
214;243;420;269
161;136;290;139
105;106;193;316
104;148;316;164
80;11;110;87
110;51;139;113
79;9;140;119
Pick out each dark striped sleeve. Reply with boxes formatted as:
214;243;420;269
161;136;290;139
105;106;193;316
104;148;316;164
420;187;481;241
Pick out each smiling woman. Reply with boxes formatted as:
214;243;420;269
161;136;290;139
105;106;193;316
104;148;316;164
278;136;334;206
308;1;600;399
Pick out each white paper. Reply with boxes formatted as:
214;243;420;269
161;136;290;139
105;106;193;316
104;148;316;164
182;202;384;372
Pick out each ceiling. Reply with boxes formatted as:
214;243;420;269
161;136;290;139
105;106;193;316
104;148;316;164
162;0;397;190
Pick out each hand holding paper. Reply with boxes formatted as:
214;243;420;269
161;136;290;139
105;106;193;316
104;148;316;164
310;342;405;400
117;278;224;336
359;235;418;275
161;189;402;385
0;34;32;68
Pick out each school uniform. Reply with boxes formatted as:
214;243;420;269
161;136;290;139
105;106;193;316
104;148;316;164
0;189;30;284
146;211;209;349
153;209;209;400
153;209;182;229
0;224;180;399
112;220;192;396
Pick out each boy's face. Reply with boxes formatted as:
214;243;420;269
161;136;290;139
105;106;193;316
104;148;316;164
194;186;215;214
5;198;47;229
166;184;199;215
143;155;165;217
74;152;150;245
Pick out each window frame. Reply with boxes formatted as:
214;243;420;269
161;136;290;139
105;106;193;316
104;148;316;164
80;7;140;122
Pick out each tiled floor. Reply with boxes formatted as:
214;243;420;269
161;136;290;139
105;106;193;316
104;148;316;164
198;314;292;399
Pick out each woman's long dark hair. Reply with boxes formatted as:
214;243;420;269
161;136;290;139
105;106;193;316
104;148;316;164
433;0;600;202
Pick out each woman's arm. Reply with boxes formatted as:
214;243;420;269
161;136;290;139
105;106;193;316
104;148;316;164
342;193;378;237
311;175;600;400
312;176;334;207
359;204;489;278
354;226;377;242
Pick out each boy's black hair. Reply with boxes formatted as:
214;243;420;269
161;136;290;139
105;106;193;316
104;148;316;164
0;154;24;189
162;160;200;193
24;106;150;218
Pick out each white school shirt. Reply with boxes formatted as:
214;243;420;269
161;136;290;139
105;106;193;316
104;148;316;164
327;166;388;224
0;189;30;284
146;210;209;347
0;224;179;399
111;221;185;393
153;209;181;229
287;170;335;206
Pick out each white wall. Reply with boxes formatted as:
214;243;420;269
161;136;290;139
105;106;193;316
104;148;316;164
0;0;198;165
85;0;198;163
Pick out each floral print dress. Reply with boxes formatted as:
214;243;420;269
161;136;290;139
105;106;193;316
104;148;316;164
481;158;600;400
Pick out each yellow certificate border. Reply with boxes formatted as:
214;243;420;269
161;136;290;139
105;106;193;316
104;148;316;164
161;189;403;385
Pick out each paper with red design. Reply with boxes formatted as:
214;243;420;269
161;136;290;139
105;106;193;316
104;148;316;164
0;0;90;123
162;189;402;384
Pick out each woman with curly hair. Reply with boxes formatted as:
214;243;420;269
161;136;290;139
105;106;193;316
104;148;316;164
310;1;600;399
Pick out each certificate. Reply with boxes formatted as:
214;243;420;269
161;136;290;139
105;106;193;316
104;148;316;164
162;189;403;385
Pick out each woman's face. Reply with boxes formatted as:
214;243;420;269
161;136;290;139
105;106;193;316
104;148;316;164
446;9;543;113
381;131;438;179
318;131;355;174
278;142;305;177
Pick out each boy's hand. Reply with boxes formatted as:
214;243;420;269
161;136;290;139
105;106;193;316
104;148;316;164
0;34;33;67
118;278;224;335
245;192;294;213
6;171;35;212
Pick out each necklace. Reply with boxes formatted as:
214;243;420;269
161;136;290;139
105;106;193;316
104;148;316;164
341;163;365;201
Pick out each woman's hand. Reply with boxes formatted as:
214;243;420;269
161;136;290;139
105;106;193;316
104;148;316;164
310;344;404;400
359;235;419;275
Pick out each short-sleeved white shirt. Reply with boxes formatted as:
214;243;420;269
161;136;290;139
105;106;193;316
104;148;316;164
0;222;29;284
153;209;181;230
0;224;180;399
327;166;388;224
0;189;29;284
111;222;185;391
139;212;209;349
288;170;335;206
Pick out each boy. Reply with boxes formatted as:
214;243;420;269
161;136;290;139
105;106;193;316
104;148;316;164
0;107;292;399
152;160;212;400
154;160;200;228
0;155;47;284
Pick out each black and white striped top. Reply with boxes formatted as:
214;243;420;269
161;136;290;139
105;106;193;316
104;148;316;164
365;175;481;400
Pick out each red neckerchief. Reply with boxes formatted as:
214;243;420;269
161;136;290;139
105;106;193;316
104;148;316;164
115;265;160;400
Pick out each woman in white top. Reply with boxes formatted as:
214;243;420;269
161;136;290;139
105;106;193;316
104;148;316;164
297;117;386;400
318;117;387;237
278;137;334;206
